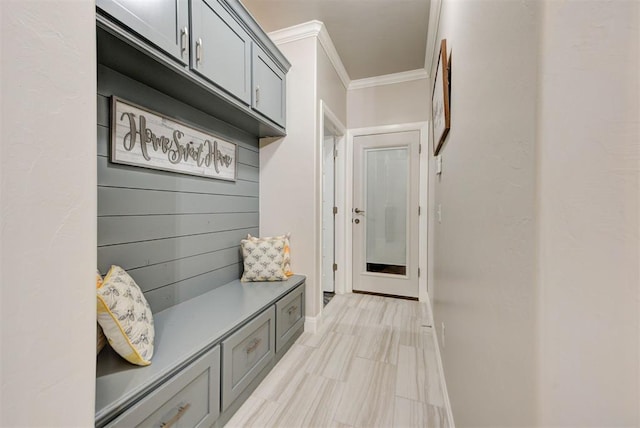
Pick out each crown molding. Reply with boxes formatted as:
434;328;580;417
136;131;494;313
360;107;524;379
268;20;323;45
268;22;430;91
348;68;429;90
315;24;351;89
269;20;351;89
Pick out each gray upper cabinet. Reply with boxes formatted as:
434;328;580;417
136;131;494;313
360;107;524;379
97;0;290;137
96;0;190;65
190;0;252;105
252;44;286;127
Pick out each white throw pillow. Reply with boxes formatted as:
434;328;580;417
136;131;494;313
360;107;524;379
241;237;288;282
247;233;293;277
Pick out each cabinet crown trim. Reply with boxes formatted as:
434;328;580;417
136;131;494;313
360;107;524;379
268;20;350;89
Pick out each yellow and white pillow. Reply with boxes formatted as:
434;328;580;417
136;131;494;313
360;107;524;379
96;271;108;356
247;233;293;277
97;265;155;366
241;237;288;282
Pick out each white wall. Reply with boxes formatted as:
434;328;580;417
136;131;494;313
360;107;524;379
0;1;97;426
347;78;428;129
536;0;639;425
430;0;640;425
317;42;347;126
260;37;321;319
430;0;539;425
261;28;347;324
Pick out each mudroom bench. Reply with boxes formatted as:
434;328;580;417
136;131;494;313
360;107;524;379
95;275;306;427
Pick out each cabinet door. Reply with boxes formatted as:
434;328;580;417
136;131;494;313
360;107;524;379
252;44;286;127
190;0;252;105
97;0;189;65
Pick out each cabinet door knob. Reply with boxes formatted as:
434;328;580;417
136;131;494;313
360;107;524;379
255;86;260;105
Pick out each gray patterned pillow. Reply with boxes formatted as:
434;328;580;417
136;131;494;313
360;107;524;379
240;237;287;282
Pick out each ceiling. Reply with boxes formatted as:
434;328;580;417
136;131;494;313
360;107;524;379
240;0;431;80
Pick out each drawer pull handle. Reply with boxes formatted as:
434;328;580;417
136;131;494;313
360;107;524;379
180;26;188;56
245;338;261;354
287;305;298;316
160;403;191;428
196;38;203;65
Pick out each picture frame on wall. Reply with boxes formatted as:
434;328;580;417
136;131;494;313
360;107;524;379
432;39;450;155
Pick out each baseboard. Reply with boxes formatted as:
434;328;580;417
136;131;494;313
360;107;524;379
427;295;455;427
304;315;319;333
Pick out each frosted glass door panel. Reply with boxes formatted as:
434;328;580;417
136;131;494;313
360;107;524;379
352;130;419;297
365;147;408;276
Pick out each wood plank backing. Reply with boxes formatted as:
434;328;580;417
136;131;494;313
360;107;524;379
98;212;258;246
98;227;258;272
238;164;258;182
97;187;258;216
144;263;243;313
97;94;109;127
97;66;261;310
126;246;242;293
239;147;259;167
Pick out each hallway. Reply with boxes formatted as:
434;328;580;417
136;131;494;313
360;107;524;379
228;293;450;427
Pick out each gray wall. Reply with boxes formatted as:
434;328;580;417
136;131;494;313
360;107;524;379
97;65;259;313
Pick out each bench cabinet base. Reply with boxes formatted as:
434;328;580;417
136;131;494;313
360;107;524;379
106;347;220;428
96;277;306;428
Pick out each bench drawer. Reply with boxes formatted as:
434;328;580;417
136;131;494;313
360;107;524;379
275;284;304;352
106;346;220;428
221;306;275;410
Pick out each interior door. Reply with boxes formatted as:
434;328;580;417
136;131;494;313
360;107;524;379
352;131;419;298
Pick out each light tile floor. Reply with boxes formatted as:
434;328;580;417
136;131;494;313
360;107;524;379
227;293;450;428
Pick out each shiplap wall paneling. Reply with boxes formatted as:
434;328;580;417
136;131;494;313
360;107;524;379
97;65;259;313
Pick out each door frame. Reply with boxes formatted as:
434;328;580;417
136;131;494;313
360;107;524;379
318;100;346;301
345;122;430;302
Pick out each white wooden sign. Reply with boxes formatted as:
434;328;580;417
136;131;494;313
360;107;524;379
111;97;237;181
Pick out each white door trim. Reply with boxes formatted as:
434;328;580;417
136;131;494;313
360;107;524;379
318;101;347;309
345;122;430;301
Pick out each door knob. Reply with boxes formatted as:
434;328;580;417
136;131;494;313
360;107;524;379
354;218;360;224
354;208;365;214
